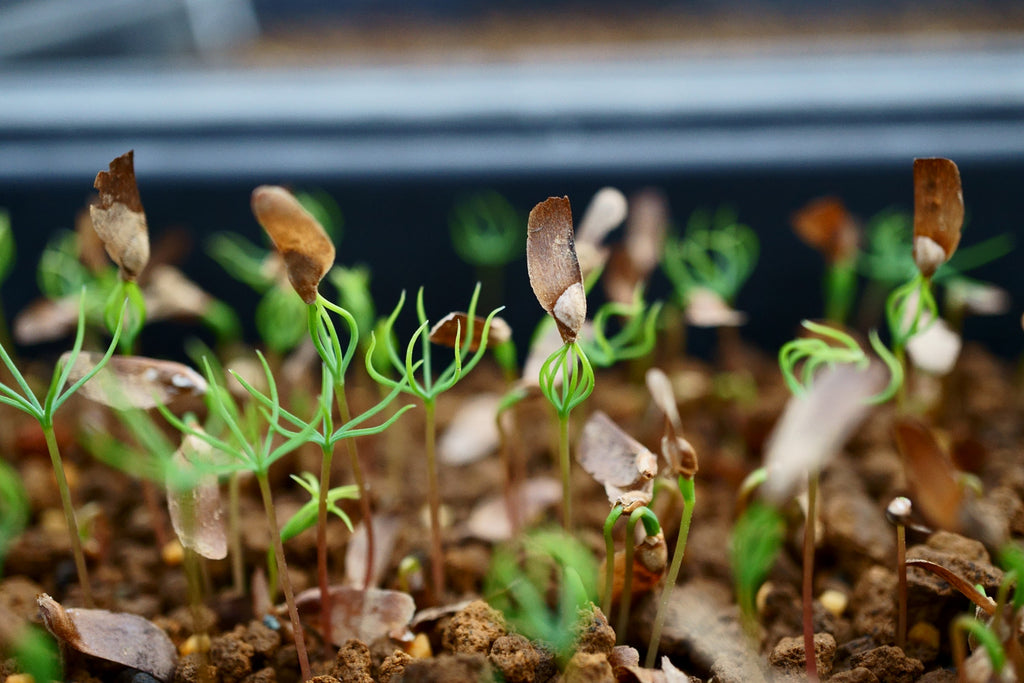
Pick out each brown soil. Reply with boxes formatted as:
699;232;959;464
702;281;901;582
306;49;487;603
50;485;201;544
1;339;1023;682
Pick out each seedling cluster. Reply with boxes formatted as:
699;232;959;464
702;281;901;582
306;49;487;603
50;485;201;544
0;153;1020;683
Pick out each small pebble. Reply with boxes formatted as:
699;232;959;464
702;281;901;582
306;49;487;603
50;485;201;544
407;632;432;659
820;588;849;618
180;633;211;656
263;614;280;631
5;675;35;683
161;540;184;566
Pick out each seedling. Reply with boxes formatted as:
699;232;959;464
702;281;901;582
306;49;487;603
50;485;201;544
886;496;913;649
791;197;860;324
644;367;700;668
0;291;124;607
582;289;662;368
484;527;598;662
731;502;785;640
0;209;14;353
615;506;662;642
365;283;501;600
158;356;320;680
449;190;524;306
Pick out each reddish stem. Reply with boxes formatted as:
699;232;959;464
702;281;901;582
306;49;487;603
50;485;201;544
802;471;819;683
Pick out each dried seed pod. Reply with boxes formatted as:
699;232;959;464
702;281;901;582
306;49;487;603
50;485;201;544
790;196;859;264
912;158;963;277
251;185;336;304
90;150;150;281
61;352;207;410
575;186;628;278
527;196;586;343
38;593;177;681
429;312;511;352
577;411;658;504
893;417;963;531
167;432;227;560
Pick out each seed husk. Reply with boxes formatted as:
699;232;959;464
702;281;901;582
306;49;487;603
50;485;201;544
251;185;336;304
912;158;963;277
90;150;150;281
527;196;586;343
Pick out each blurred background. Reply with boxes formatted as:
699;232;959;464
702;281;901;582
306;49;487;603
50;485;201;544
1;0;1023;357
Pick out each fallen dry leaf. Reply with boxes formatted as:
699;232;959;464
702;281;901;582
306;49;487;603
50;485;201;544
790;196;859;263
464;477;562;542
90;151;150;281
439;393;502;465
527;196;586;343
167;432;226;560
345;514;401;589
62;352;207;410
429;312;511;352
684;288;746;328
38;593;177;681
913;158;963;277
293;585;415;646
893;417;964;531
762;363;884;505
251;185;336;304
577;411;658;504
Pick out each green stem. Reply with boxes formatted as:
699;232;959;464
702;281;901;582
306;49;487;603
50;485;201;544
616;516;640;642
645;477;695;668
558;411;572;531
336;386;375;591
256;472;311;681
317;442;334;651
803;471;820;683
602;506;624;617
424;399;444;601
43;424;93;608
229;473;244;595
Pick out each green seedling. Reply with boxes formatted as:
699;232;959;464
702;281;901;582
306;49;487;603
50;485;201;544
158;356;320;680
644;475;696;668
779;320;902;405
485;527;598;661
0;460;26;575
790;197;860;324
268;472;358;601
326;265;377;357
0;209;15;352
539;340;595;530
661;206;758;307
615;506;661;642
366;283;502;600
0;291;124;607
449;191;524;306
582;288;662;368
731;501;785;640
952;614;1005;679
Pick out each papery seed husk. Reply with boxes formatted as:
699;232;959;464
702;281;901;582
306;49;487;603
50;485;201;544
429;312;511;352
684;288;746;328
61;352;207;410
90;150;150;281
913;157;963;276
251;185;336;304
293;585;415;645
167;433;227;560
625;188;668;278
791;196;859;263
578;411;658;504
527;196;586;343
893;417;964;531
576;187;628;248
646;367;683;433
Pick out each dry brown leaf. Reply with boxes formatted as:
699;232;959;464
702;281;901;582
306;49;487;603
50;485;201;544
62;352;207;410
167;432;226;560
762;363;883;505
913;158;964;277
527;196;586;343
893;417;964;531
684;288;746;327
90;151;150;281
428;312;511;352
293;585;415;646
439;393;502;465
251;185;336;304
345;515;401;589
790;196;859;263
465;477;562;542
13;296;80;344
578;411;658;504
38;593;177;681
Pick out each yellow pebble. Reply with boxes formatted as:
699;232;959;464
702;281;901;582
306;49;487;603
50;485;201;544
406;632;432;659
161;539;184;566
908;621;940;650
819;589;848;618
5;674;35;683
755;581;774;615
180;633;211;656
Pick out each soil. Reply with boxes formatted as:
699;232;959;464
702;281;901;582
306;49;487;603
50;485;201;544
1;337;1023;682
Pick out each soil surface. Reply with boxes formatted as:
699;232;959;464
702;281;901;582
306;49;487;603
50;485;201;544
1;336;1022;681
